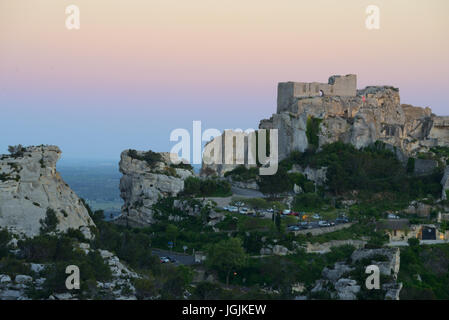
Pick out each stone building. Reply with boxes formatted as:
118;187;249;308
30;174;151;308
277;74;357;112
376;219;449;241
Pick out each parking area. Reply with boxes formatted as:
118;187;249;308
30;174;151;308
286;214;350;232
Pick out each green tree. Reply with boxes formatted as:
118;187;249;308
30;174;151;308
206;238;247;287
408;237;420;247
275;212;281;233
165;224;179;247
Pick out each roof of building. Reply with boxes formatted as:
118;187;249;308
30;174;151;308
376;219;410;230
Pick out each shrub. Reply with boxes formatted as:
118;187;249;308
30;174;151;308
292;193;324;211
39;208;59;234
8;145;25;158
128;149;162;167
306;116;322;148
182;177;231;197
224;165;258;181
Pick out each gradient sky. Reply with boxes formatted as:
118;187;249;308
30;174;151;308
1;0;448;161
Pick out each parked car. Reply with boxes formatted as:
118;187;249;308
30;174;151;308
318;220;331;227
312;214;321;219
283;209;291;215
336;217;349;224
287;225;300;231
387;213;400;219
160;257;170;263
228;206;238;212
239;207;249;214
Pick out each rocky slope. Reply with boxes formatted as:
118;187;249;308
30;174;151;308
0;145;95;239
0;242;139;300
118;149;193;226
309;248;402;300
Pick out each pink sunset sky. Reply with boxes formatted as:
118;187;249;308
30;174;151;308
1;0;448;159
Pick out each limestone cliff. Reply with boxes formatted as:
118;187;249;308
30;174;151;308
202;76;449;176
118;149;193;226
0;145;95;239
261;85;449;161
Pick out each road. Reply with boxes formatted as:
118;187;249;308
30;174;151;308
387;240;449;246
151;249;195;266
231;186;265;198
200;186;266;208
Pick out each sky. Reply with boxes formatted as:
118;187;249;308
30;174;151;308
1;0;448;161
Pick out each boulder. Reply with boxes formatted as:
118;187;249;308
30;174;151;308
335;278;360;300
0;274;11;284
322;262;354;282
272;245;291;256
14;275;33;284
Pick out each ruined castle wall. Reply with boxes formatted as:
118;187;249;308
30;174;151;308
277;74;357;112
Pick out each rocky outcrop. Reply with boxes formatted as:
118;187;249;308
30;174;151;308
351;247;401;278
441;166;449;200
118;149;193;226
0;145;95;239
309;247;401;300
288;164;327;186
202;77;449;176
0;243;140;300
261;84;449;161
404;200;433;217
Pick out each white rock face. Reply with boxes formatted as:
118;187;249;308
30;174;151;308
118;149;193;226
0;145;95;239
441;166;449;200
288;164;327;186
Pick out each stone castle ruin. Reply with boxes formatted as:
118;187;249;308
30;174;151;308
277;74;357;112
201;74;449;177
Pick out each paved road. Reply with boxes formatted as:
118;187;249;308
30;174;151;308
200;187;265;208
387;240;449;246
151;249;195;266
231;186;265;198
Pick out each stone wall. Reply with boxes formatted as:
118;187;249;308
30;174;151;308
306;239;367;254
277;74;357;112
293;222;353;236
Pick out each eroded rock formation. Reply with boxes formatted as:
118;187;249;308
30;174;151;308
0;145;95;239
118;149;193;226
